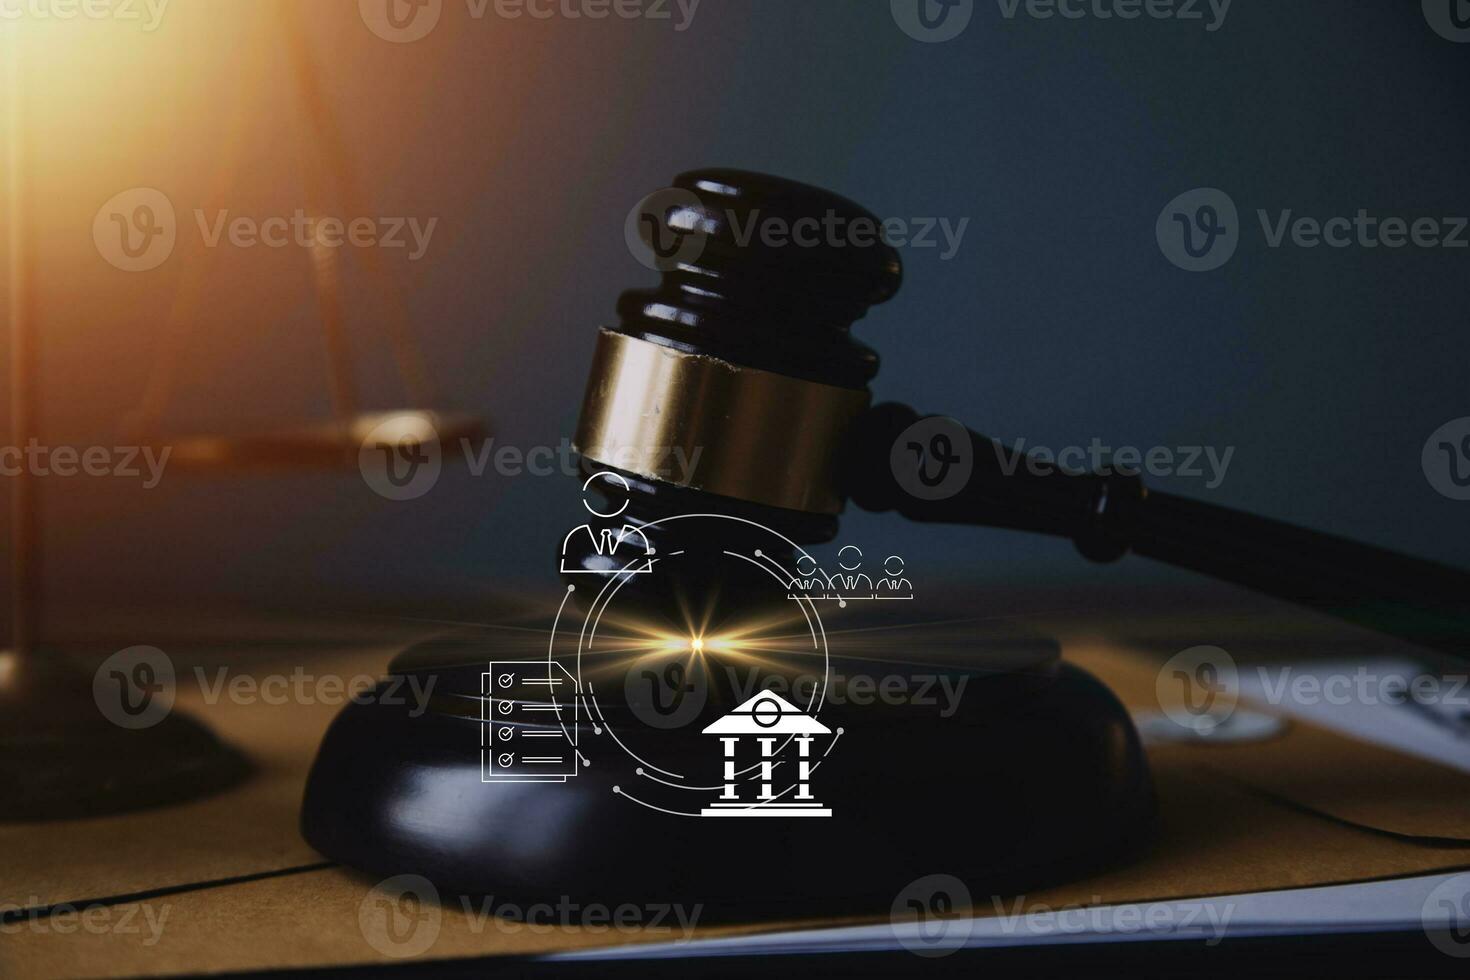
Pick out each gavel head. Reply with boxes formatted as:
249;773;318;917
567;169;903;598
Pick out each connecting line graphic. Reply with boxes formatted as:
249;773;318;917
635;768;726;792
719;548;830;763
580;684;604;736
612;781;823;815
583;686;685;780
547;583;580;750
634;761;791;792
611;787;705;818
619;761;840;816
553;516;844;813
586;682;831;793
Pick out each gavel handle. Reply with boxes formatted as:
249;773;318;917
848;403;1470;658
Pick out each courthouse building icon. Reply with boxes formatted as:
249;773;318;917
700;692;833;818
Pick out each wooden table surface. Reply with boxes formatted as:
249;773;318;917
6;597;1470;977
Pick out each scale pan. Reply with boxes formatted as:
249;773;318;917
153;410;487;471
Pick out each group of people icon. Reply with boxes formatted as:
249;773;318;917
558;473;914;601
790;546;913;602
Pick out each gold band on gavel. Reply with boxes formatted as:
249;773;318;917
574;329;871;514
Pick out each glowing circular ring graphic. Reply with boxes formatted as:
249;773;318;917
562;512;832;789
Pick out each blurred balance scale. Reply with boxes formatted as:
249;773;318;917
0;4;485;822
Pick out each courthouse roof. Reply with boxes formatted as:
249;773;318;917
702;692;831;735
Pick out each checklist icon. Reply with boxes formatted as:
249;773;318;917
481;662;582;783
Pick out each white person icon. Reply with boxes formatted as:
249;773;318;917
560;472;656;575
829;545;874;600
876;555;914;599
789;553;835;599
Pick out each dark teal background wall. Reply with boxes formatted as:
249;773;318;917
4;0;1468;615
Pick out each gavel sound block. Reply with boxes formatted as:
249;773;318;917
305;167;1470;914
302;171;1163;915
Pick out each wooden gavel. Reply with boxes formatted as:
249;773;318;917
568;169;1470;657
